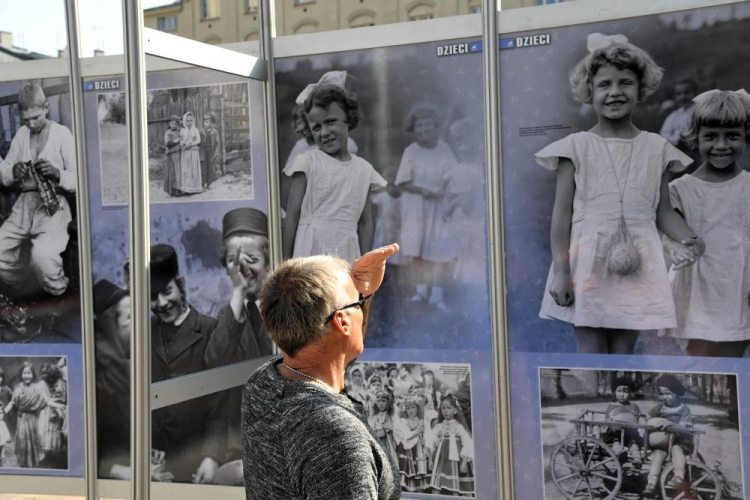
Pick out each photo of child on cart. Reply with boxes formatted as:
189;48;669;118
540;369;743;500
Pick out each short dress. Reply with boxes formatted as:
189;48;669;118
443;161;486;283
284;149;386;262
535;131;692;330
662;171;750;341
395;141;458;263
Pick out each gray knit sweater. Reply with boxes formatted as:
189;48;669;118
242;357;401;500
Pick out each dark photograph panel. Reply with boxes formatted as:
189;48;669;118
0;79;81;344
0;356;69;471
345;361;475;497
502;3;750;357
276;40;491;350
98;81;253;206
540;368;743;500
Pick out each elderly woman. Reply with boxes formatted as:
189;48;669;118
243;244;401;500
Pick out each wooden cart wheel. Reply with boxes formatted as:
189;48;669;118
660;458;722;500
550;435;623;500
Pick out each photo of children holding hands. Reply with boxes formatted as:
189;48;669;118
503;4;750;357
97;80;254;205
540;368;743;500
275;47;490;351
345;362;475;497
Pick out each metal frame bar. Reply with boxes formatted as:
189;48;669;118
259;0;283;274
482;1;514;499
63;1;98;499
143;27;268;80
122;0;152;499
151;356;274;410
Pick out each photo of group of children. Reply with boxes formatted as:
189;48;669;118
539;368;743;500
502;4;750;357
97;81;254;206
0;356;68;471
0;79;81;344
275;41;490;350
345;361;475;497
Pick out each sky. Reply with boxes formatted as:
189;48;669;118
0;0;171;58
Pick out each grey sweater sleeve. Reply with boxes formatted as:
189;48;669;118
289;406;385;500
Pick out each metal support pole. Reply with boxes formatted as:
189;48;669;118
482;1;514;499
258;0;283;271
63;1;98;498
122;0;152;498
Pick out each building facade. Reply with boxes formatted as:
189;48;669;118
143;0;567;43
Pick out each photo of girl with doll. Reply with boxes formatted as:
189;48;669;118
0;357;68;469
345;362;475;497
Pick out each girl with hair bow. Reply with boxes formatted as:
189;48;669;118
535;33;704;354
424;394;474;496
661;89;750;358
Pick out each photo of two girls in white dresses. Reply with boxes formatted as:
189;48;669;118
275;45;489;351
502;5;750;359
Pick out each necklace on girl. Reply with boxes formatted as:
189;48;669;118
602;133;641;276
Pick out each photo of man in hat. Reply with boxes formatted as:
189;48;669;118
205;208;273;478
200;112;220;190
149;243;226;484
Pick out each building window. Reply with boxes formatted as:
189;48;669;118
245;0;258;12
350;14;375;28
537;0;564;4
294;0;315;4
470;6;481;13
157;15;178;31
201;0;219;19
408;4;434;21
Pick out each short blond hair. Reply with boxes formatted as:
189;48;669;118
260;255;350;356
18;83;48;112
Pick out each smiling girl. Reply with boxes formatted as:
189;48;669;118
283;83;386;262
535;33;704;354
661;89;750;356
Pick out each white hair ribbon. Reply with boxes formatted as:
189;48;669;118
586;33;629;53
693;88;749;104
295;70;348;105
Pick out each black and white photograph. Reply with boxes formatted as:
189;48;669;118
0;79;81;344
97;81;254;206
0;356;69;471
345;361;475;497
276;40;491;351
540;368;743;500
502;3;750;357
92;206;272;485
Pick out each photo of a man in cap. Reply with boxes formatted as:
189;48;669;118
149;243;226;484
200;112;220;190
205;208;273;476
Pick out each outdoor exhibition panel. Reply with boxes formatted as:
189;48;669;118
501;1;750;500
2;1;750;500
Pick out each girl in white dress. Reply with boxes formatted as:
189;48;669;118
396;103;459;310
662;89;750;357
284;84;385;262
536;33;704;354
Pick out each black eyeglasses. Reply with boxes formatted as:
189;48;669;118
324;293;373;324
